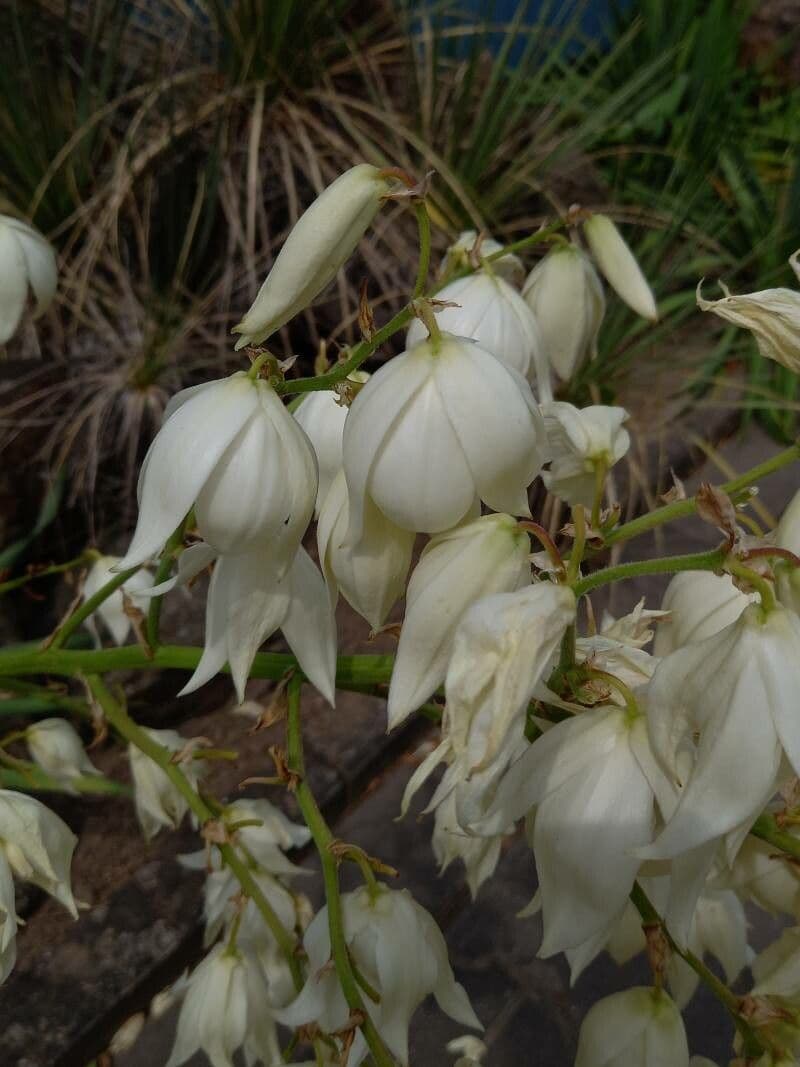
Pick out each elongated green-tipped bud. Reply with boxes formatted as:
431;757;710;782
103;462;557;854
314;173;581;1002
233;164;393;348
583;213;658;322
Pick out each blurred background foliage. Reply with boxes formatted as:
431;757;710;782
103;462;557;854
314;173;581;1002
0;0;798;544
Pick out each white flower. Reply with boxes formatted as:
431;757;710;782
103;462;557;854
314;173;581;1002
653;570;754;657
447;1036;488;1066
118;373;317;571
317;468;414;631
82;554;155;646
342;333;547;538
278;885;481;1066
541;401;630;509
233;164;392;348
575;600;664;693
477;707;656;955
752;925;800;1002
0;789;78;916
775;487;800;614
575;987;689;1067
643;604;800;859
583;213;658;322
432;791;503;899
405;271;551;396
387;513;532;728
439;230;524;285
730;833;800;918
179;544;336;704
129;728;205;840
522;244;605;380
26;718;100;788
0;851;18;984
293;373;369;516
697;251;800;373
221;797;311;874
166;945;281;1067
202;865;296;948
0;214;57;343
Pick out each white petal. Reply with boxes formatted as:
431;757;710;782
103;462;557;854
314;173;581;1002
0;224;28;343
179;557;239;697
282;547;337;706
9;220;57;316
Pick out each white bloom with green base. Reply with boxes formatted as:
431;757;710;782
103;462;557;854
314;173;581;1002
653;570;754;657
0;789;78;917
575;987;689;1067
233;164;393;348
387;513;532;728
166;945;281;1067
522;244;605;380
541;401;630;510
405;271;551;396
583;213;658;322
82;554;155;646
26;718;100;788
317;468;414;631
342;333;547;539
128;728;205;840
117;373;317;572
278;885;481;1066
0;214;57;343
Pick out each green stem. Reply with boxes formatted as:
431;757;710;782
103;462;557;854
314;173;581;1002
146;519;189;648
285;675;396;1067
751;813;800;857
566;506;586;585
591;460;607;531
413;202;431;299
84;673;303;990
726;559;777;614
630;882;764;1057
0;552;97;597
47;566;141;651
572;548;726;598
482;219;566;263
0;764;130;795
604;442;800;548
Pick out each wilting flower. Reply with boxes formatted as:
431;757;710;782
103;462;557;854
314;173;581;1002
653;570;754;657
343;333;546;538
179;544;336;704
129;728;205;840
541;401;630;509
477;706;656;955
439;230;524;285
387;513;531;728
643;603;800;859
405;271;551;395
167;945;281;1067
697;251;800;373
0;214;57;343
0;789;78;916
575;987;689;1067
278;885;481;1065
432;791;503;899
575;600;664;692
522;244;605;380
117;373;317;572
293;373;368;515
583;213;658;322
82;554;155;646
26;718;99;788
233;164;393;348
317;468;414;631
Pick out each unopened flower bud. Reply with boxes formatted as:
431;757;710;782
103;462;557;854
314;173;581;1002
583;213;658;322
522;244;605;380
26;718;100;788
233;164;393;348
0;214;57;343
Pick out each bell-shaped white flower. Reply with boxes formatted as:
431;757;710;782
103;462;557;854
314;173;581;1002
643;604;800;859
180;544;336;705
26;718;100;788
575;987;689;1067
129;728;205;840
293;372;369;516
233;164;392;348
697;251;800;373
522;244;605;380
167;944;281;1067
478;707;655;954
118;373;317;571
653;570;754;657
342;333;547;539
0;214;57;343
541;401;630;509
731;833;800;918
405;272;551;396
221;797;311;874
317;468;414;631
278;885;481;1066
439;230;524;285
583;213;658;322
432;791;503;899
0;790;78;916
387;513;532;728
82;554;155;646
